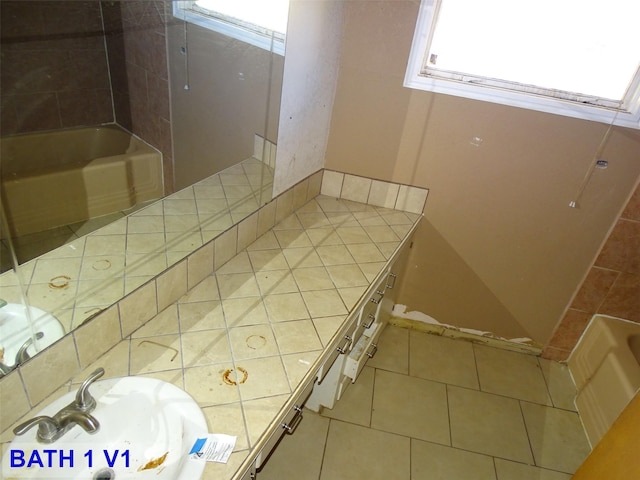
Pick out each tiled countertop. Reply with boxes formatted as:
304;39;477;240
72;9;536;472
2;194;421;480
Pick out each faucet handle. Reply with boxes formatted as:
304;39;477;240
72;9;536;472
75;368;105;412
13;415;60;441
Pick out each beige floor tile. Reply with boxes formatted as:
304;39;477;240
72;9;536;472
181;329;232;367
410;330;479;389
291;266;334;291
322;365;374;427
264;292;310;322
228;324;280;360
411;439;497;480
236;356;291;401
282;246;324;269
301;289;348;317
202;402;250;451
242;394;289;446
474;344;552;405
371;369;450;445
320;420;410;480
221;297;269;327
367;325;409;374
521;401;591;473
274;229;312;248
448;385;533;464
346;243;385;263
258;409;330;480
183;363;241;406
494;459;572;480
178;300;226;332
255;269;299;295
326;264;368;288
216;272;261;299
538;358;577;411
129;334;183;374
316;244;356;266
272;319;322;354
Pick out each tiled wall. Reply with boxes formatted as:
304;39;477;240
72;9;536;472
0;169;426;434
0;1;113;135
0;1;174;192
103;0;174;193
543;182;640;361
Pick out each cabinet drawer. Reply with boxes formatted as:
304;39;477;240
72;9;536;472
317;315;360;382
255;379;315;469
343;322;384;382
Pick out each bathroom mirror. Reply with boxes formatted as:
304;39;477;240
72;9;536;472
0;0;286;368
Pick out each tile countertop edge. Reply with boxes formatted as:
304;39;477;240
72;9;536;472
229;215;422;480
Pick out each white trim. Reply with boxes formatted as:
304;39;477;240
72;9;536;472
173;1;285;56
404;0;640;129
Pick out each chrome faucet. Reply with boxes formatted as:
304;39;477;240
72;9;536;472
13;368;105;443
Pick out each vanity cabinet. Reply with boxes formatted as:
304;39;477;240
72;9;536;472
305;235;413;412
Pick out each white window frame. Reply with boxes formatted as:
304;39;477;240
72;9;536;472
404;0;640;129
173;1;286;56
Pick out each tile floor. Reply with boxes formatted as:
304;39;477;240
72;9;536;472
258;325;591;480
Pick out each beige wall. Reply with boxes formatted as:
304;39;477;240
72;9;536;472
168;21;284;190
324;1;640;343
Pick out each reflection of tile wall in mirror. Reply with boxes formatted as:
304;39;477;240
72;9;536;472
0;155;274;335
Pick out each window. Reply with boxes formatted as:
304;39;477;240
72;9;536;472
404;0;640;128
173;0;289;56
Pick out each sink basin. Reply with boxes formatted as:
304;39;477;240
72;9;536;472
0;303;65;368
2;376;208;479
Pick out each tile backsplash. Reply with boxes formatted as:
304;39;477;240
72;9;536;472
0;169;428;433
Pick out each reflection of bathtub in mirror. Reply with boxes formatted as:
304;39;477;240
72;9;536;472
0;303;65;374
0;142;275;334
0;125;164;265
569;315;640;446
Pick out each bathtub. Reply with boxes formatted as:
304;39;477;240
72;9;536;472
569;314;640;446
0;125;163;237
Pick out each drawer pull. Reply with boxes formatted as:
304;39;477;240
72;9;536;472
370;290;384;305
282;406;304;434
337;335;352;354
386;272;397;289
364;313;376;329
366;343;378;359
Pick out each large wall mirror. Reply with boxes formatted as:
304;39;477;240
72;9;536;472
0;0;287;373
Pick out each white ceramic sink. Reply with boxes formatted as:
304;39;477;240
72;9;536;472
2;376;208;479
0;303;64;368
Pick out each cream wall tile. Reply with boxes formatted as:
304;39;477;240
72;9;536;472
321;170;344;197
156;260;188;312
228;324;279;360
20;334;79;406
275;189;294;224
307;170;323;200
281;351;321;387
214;226;238;270
0;370;30;433
216;273;261;299
312;315;347;346
181;276;220;303
187;242;214;290
293;179;309;210
237;212;258;252
257;200;277;237
302;289;348;317
221;297;269;328
395;185;428;214
494;459;572;480
74;305;122;368
368;180;399;209
73;341;130;381
118;281;158;337
341;174;372;204
178;301;226;332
